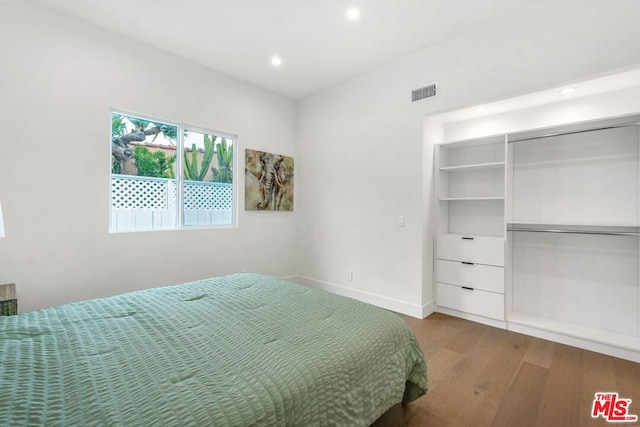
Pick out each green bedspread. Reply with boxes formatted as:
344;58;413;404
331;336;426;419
0;273;427;426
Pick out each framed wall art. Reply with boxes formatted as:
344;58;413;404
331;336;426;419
245;149;294;211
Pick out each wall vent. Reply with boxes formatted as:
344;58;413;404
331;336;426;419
412;82;438;102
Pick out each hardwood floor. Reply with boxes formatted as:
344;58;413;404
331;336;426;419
399;313;640;427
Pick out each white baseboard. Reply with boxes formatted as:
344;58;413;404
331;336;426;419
289;275;432;319
421;300;436;318
436;306;507;330
434;305;640;363
507;322;640;364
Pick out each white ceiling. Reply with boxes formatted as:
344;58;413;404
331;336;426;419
31;0;539;100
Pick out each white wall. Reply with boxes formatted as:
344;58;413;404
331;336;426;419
0;2;297;312
296;0;640;317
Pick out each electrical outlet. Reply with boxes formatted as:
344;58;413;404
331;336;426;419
347;270;353;281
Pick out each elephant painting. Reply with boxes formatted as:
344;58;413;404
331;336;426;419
245;149;294;211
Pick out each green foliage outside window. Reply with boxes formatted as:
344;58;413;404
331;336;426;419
184;134;215;181
211;138;233;183
112;158;121;174
112;114;127;138
134;146;176;178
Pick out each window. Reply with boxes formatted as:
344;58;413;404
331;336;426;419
110;111;235;232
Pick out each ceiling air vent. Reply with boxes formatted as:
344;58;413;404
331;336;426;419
412;82;438;102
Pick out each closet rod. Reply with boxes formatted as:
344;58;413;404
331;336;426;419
507;227;640;237
507;122;640;143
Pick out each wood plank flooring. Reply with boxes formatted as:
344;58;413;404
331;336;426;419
399;313;640;427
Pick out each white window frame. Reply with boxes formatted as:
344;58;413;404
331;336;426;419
109;109;238;233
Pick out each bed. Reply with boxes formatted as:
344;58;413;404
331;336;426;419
0;273;427;426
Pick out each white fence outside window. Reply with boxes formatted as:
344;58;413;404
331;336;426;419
111;174;232;231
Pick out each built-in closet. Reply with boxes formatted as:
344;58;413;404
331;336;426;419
434;136;506;324
506;116;639;355
428;72;640;362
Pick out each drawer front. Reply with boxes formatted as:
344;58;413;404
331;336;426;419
436;259;504;294
437;235;504;266
436;282;504;321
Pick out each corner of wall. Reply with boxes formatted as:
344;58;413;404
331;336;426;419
287;275;430;319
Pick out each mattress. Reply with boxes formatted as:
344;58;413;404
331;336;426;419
0;273;427;426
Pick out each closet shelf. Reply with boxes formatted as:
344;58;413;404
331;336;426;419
438;232;504;240
440;196;504;201
439;161;505;172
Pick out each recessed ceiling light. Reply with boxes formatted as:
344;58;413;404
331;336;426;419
346;7;360;20
559;87;576;95
475;106;487;113
271;56;282;67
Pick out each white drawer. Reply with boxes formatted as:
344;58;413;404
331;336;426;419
436;282;504;321
437;234;504;266
436;259;504;294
